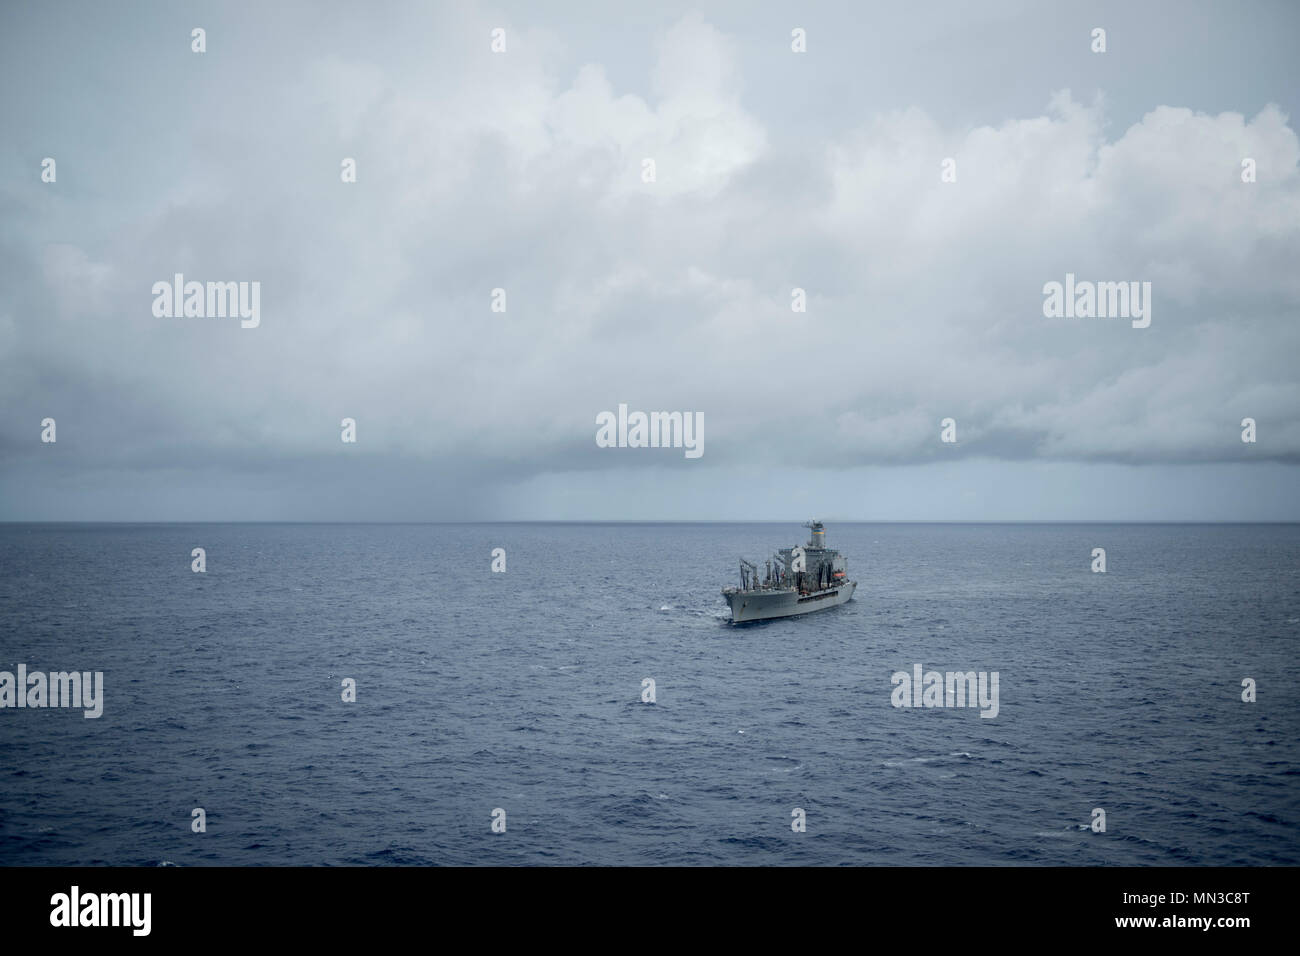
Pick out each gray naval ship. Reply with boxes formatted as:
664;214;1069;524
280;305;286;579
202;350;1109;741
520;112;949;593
722;521;857;623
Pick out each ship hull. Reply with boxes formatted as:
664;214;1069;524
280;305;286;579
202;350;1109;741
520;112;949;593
723;580;856;623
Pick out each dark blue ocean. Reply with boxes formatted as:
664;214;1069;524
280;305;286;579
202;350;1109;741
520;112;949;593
1;522;1296;866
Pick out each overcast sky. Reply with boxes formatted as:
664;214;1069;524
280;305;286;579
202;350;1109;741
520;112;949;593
1;0;1297;521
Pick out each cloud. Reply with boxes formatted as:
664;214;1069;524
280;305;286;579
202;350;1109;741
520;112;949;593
0;4;1297;520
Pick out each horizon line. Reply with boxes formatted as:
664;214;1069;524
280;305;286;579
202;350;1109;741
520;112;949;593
2;519;1298;526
